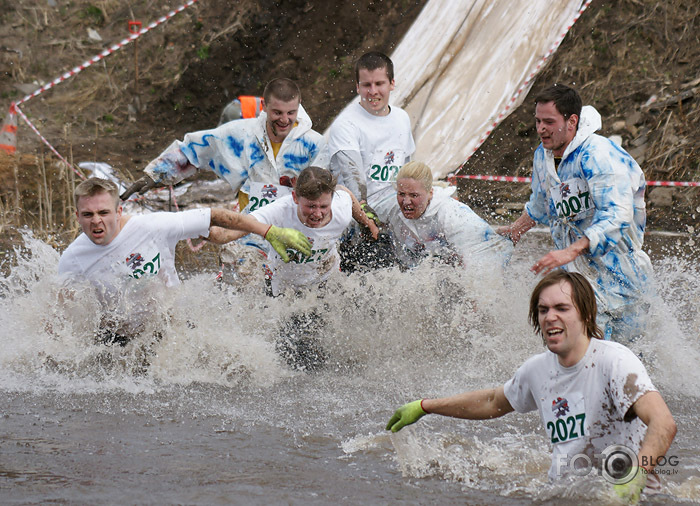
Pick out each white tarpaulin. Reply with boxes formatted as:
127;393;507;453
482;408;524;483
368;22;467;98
330;0;590;179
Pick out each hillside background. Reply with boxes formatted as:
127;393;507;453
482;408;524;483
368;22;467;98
0;0;698;243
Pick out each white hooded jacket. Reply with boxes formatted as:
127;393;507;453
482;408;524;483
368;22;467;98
525;105;652;314
385;186;513;271
144;104;329;198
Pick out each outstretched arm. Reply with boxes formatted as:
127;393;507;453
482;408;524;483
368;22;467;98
613;391;676;502
208;209;311;262
337;185;379;240
210;208;270;238
386;386;514;432
531;237;590;275
633;391;677;472
331;151;366;202
496;210;536;245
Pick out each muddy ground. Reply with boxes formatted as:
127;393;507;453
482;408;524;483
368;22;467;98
0;0;698;244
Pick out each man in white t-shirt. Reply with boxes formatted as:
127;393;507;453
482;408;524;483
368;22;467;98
327;51;415;218
386;271;676;503
327;52;415;269
208;167;378;296
207;167;377;370
59;178;310;344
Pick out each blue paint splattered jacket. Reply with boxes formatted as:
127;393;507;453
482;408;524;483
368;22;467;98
525;105;653;313
144;105;329;196
386;186;513;271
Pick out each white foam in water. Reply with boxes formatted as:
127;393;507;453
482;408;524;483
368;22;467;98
1;230;698;502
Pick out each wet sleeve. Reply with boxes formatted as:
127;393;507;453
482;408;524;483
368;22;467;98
152;209;211;243
144;140;197;185
524;148;549;224
330;150;366;201
581;142;638;256
607;346;657;421
441;198;513;267
503;360;538;413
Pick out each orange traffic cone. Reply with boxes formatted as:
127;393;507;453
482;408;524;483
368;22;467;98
0;104;18;154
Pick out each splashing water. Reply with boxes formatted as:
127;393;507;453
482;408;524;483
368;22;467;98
0;229;698;504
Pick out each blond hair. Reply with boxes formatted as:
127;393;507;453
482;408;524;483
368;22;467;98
397;161;433;192
74;177;119;209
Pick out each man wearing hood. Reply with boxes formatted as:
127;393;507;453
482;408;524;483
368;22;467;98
387;161;512;272
122;78;328;212
497;84;653;341
120;78;329;274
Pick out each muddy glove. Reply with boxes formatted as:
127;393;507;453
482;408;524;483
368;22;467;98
386;400;427;433
264;226;311;263
614;467;647;504
120;175;159;200
360;202;381;226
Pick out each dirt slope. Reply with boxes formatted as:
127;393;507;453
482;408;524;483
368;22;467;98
0;0;698;237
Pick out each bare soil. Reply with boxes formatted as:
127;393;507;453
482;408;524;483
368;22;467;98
0;0;698;242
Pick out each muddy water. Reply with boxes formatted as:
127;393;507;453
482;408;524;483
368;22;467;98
0;229;698;505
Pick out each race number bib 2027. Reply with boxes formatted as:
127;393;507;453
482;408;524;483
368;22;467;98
368;148;405;183
542;392;587;445
549;177;595;221
246;182;292;212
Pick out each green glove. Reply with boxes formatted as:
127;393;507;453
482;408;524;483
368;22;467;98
360;202;381;226
386;399;427;433
264;226;312;263
614;467;647;504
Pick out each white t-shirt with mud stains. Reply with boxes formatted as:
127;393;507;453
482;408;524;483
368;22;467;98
504;338;656;482
251;192;352;295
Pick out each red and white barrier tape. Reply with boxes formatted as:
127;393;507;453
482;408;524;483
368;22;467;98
8;0;198;179
448;173;700;187
454;0;594;176
15;0;198;108
13;103;85;179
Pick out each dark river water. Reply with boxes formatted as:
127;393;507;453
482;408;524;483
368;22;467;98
1;227;698;505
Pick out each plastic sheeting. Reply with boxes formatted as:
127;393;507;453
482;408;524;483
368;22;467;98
329;0;589;179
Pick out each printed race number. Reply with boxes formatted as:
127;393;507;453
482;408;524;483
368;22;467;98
370;164;399;182
131;252;161;279
555;192;590;218
248;196;269;212
547;413;586;444
288;248;328;264
550;177;595;220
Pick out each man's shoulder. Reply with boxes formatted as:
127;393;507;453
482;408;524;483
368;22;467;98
294;126;325;143
58;234;90;271
329;103;363;129
589;338;638;362
209;117;262;144
521;349;552;368
389;104;411;121
333;188;353;207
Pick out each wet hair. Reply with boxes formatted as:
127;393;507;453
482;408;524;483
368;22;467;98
74;177;119;209
355;51;394;83
294;166;337;200
528;270;604;343
263;78;301;105
534;83;582;121
397;161;433;192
